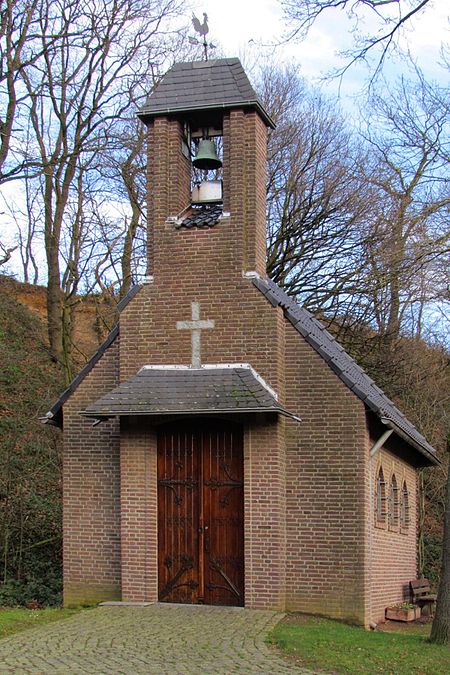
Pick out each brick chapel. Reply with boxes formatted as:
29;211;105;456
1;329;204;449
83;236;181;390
46;59;439;627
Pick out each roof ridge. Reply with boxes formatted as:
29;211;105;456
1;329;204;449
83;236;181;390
229;60;257;100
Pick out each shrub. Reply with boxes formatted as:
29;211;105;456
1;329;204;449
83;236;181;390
0;573;62;608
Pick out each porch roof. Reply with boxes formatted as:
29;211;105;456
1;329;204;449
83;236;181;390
81;364;300;421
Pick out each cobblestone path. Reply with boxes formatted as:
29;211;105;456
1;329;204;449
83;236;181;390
0;603;313;674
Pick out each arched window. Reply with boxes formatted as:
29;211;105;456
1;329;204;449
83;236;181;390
400;481;410;530
388;474;399;528
376;467;386;524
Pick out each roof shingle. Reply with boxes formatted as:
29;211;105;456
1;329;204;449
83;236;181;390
82;365;298;419
176;204;223;229
139;59;275;128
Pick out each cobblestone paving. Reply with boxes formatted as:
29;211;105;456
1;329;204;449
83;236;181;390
0;603;313;674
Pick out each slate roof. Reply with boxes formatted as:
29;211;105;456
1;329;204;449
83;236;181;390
82;365;299;419
176;204;223;229
138;59;275;128
253;276;439;465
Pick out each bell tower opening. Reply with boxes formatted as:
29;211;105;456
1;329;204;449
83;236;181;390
138;58;275;279
189;123;223;205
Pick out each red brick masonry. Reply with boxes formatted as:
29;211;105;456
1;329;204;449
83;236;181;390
62;105;425;626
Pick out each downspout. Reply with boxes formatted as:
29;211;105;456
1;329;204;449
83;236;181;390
368;427;394;629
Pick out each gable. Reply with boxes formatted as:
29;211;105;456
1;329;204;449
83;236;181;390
253;276;438;466
45;275;439;467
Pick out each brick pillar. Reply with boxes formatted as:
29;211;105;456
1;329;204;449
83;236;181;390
244;418;286;610
146;117;191;275
120;419;158;602
223;109;267;277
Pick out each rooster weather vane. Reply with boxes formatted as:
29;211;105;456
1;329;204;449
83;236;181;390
189;12;216;61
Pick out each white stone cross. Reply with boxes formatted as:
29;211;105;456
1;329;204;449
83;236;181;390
176;302;215;367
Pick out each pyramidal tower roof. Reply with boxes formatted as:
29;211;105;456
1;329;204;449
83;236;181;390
139;58;275;128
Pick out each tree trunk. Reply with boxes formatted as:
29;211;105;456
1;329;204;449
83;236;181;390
430;440;450;644
61;302;74;384
120;212;139;299
46;237;63;363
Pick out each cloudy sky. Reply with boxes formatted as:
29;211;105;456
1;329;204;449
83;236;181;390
1;1;448;277
192;0;449;102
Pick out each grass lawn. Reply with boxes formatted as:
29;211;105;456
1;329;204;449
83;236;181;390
269;614;449;674
0;608;79;640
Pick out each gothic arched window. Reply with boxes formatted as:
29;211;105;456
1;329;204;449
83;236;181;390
376;467;386;524
400;481;410;530
388;474;399;528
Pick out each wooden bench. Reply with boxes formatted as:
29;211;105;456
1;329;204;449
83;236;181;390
410;578;437;615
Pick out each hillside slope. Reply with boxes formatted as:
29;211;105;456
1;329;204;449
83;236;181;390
0;277;64;605
0;275;112;367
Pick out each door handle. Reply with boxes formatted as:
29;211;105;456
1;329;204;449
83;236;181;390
204;524;209;552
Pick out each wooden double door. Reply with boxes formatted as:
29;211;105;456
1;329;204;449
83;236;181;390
157;420;244;606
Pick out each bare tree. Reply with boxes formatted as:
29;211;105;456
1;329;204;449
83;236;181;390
0;170;41;283
281;0;436;80
0;0;51;181
360;75;450;347
20;0;183;374
94;117;147;300
118;125;146;298
259;65;373;325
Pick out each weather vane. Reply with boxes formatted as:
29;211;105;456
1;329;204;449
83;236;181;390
189;12;216;61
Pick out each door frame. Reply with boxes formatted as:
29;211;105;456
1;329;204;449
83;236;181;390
156;417;245;606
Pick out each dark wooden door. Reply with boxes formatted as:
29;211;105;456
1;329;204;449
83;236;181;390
157;421;244;606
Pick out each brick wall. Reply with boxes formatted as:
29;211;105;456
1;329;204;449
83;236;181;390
367;442;418;624
147;110;267;282
283;321;420;626
243;417;287;610
222;110;267;276
62;100;421;618
120;419;158;602
284;321;369;624
63;340;121;606
147;117;191;276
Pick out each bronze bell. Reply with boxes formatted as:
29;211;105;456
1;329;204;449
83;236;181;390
192;139;222;170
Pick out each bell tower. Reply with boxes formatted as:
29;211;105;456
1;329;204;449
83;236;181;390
138;59;274;281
